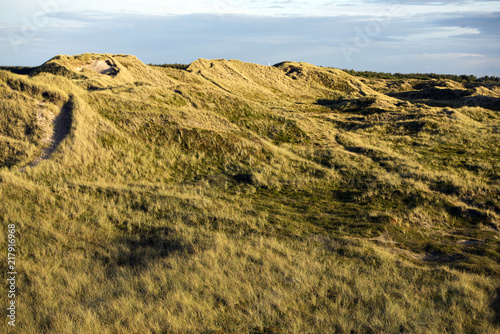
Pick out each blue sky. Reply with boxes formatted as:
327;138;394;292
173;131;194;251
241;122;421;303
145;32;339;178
1;0;499;76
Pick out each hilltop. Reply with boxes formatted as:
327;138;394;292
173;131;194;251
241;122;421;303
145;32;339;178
0;53;499;333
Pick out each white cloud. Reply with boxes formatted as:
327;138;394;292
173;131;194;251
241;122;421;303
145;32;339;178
3;0;500;18
418;53;486;59
405;27;481;41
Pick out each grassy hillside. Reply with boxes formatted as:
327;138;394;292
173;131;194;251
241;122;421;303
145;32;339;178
1;53;499;333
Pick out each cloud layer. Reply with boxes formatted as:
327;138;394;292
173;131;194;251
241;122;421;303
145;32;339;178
1;1;499;76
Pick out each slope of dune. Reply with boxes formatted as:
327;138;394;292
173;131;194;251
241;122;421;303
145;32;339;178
0;53;499;333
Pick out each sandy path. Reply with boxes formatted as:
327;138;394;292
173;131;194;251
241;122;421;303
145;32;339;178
20;101;72;171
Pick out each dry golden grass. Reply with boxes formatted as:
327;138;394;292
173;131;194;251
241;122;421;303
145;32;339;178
0;53;499;333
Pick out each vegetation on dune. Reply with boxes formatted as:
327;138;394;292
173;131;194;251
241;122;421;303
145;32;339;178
0;66;37;76
149;63;190;71
0;53;499;333
340;68;500;85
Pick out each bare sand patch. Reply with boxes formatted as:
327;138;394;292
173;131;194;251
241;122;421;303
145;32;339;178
80;59;119;75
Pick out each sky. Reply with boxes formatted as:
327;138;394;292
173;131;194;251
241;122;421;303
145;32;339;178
0;0;499;76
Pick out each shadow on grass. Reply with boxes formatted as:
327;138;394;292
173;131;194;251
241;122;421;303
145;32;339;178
104;226;196;268
493;288;500;325
316;97;377;112
389;88;500;110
